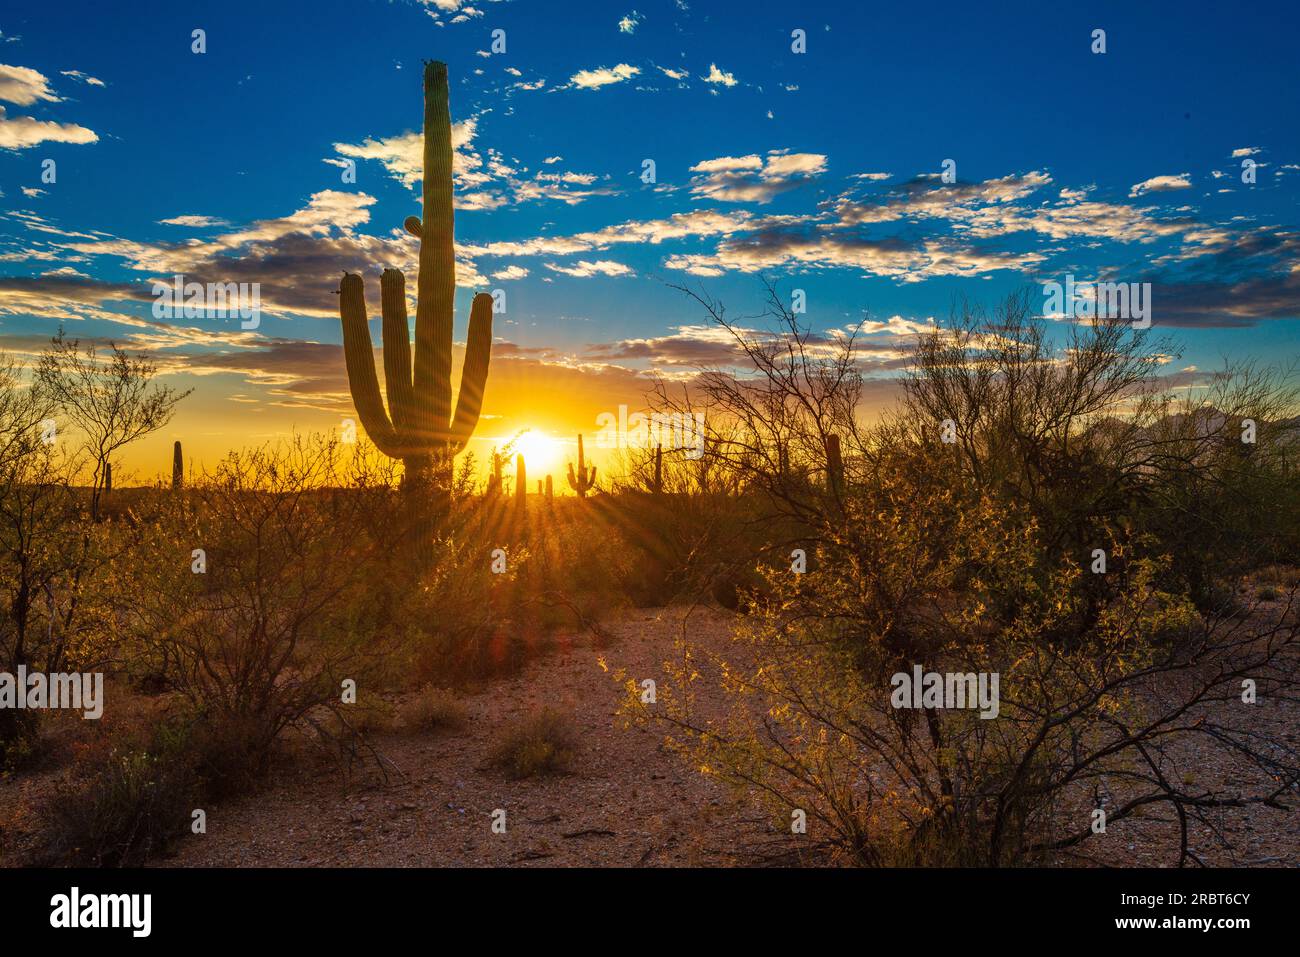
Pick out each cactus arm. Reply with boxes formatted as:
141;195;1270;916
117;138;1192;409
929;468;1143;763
339;273;404;458
379;269;417;439
413;61;456;434
566;462;578;491
449;291;494;450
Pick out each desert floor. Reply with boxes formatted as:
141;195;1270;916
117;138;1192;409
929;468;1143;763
2;602;1296;868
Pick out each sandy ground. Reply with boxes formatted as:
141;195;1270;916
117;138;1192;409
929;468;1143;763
157;606;783;868
3;601;1296;868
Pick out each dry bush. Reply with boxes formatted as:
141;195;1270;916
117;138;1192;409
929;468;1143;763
634;282;1300;866
398;685;467;732
489;709;579;779
118;434;395;781
38;724;197;866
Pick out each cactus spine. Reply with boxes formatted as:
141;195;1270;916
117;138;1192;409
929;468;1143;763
338;61;492;507
567;433;597;498
172;440;183;490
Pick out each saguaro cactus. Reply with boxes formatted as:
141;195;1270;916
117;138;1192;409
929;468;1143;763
652;443;663;494
567;433;597;498
826;434;843;494
544;474;553;502
487;451;503;497
172;440;183;490
338;61;492;507
515;453;526;511
104;461;112;497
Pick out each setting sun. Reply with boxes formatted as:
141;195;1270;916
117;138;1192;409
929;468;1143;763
513;430;561;479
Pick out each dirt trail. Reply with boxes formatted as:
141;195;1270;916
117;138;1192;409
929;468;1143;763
162;605;777;867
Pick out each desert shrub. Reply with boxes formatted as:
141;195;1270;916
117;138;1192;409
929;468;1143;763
635;282;1300;866
41;728;196;866
118;435;393;778
398;685;467;732
489;709;578;779
0;353;125;765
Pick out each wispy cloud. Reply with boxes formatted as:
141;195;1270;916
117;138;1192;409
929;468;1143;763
569;63;640;89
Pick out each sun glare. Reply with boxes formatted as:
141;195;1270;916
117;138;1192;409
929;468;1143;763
513;430;559;476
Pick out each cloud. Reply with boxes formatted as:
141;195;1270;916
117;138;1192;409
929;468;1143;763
331;117;479;192
461;208;759;258
46;190;476;318
159;215;230;228
664;228;1043;282
59;69;105;87
569;63;640;89
544;260;633;278
1129;173;1192;197
0;105;98;149
1230;147;1260;158
658;66;688;81
835;171;1052;225
689;149;827;203
331;119;612;209
618;11;643;33
491;265;529;280
701;63;737;87
0;63;60;105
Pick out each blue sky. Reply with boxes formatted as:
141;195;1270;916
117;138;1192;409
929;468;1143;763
1;0;1298;476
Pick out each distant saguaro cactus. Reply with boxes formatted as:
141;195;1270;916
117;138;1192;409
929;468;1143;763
487;451;503;496
826;434;843;494
567;434;597;498
544;474;553;502
104;461;112;497
338;61;492;512
652;442;663;494
172;440;183;490
515;453;526;511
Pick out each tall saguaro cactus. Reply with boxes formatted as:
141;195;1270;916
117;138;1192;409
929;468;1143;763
515;453;526;511
567;433;597;498
172;441;183;490
338;61;493;507
826;434;843;495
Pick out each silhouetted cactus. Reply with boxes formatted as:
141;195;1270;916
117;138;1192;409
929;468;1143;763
487;451;503;496
104;461;112;497
826;434;843;494
172;440;183;490
652;443;663;494
545;474;553;502
515;453;526;511
567;434;597;498
338;61;492;509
